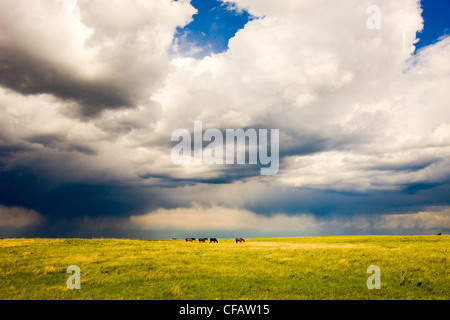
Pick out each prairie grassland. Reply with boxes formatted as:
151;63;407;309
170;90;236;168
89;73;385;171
0;236;448;300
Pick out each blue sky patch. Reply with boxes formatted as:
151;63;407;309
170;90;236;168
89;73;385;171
415;0;450;51
172;0;255;58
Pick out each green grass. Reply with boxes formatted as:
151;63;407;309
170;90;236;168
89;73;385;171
0;236;448;300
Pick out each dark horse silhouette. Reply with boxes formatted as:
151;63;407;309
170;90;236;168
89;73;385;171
185;238;196;242
235;238;245;243
198;238;208;242
210;238;218;243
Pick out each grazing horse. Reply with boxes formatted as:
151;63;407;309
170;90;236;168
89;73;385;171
198;238;208;242
185;238;196;242
210;238;218;243
235;238;245;243
437;233;442;235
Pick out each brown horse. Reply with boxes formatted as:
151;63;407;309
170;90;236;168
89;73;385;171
235;238;245;243
185;238;196;242
198;238;208;242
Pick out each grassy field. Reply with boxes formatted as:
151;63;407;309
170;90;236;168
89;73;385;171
0;235;448;300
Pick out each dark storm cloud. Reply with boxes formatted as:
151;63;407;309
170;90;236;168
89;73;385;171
143;164;262;185
243;180;450;218
367;158;441;173
0;168;166;220
0;142;37;159
0;48;134;117
26;134;96;156
0;0;196;119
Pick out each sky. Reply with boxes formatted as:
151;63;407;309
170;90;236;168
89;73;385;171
1;0;450;239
